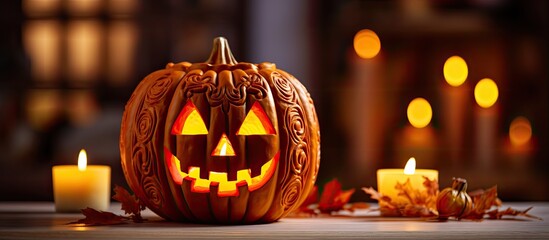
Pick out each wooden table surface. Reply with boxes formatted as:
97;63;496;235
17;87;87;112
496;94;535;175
0;202;547;239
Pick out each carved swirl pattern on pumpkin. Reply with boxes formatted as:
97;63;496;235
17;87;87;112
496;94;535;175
145;73;173;104
181;71;269;106
127;72;179;211
287;106;306;144
131;144;155;177
271;72;297;105
280;176;302;210
272;72;310;211
142;176;164;206
135;107;157;142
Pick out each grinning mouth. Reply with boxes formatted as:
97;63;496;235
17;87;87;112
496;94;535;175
164;147;279;197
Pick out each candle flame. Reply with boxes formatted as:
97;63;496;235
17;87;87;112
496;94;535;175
78;149;87;171
404;157;416;175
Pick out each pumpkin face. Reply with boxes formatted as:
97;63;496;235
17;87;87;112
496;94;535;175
120;37;320;224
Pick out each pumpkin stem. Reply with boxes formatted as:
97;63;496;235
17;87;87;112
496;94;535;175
206;37;238;65
451;178;468;193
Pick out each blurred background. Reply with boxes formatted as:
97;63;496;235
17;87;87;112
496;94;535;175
0;0;547;202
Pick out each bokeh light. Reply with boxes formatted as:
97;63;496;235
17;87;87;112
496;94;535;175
353;29;381;59
509;116;532;146
474;78;499;108
443;56;468;86
407;98;432;128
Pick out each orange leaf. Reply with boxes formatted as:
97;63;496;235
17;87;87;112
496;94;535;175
466;185;499;219
486;207;542;220
423;176;439;197
112;185;146;222
69;208;128;226
318;178;355;213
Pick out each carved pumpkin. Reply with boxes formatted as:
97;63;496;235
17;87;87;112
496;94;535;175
120;37;320;224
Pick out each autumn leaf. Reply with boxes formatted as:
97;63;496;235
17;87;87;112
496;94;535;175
113;185;145;216
363;176;438;218
423;176;439;197
300;185;319;210
318;178;355;213
466;185;500;219
69;208;129;226
343;202;370;212
486;207;542;220
70;185;147;226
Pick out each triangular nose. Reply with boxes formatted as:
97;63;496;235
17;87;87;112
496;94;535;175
211;133;236;156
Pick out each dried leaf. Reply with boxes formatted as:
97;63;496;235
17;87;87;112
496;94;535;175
343;202;370;212
112;185;145;216
363;176;438;218
318;178;355;213
466;185;500;219
69;208;128;226
486;207;542;220
423;176;439;197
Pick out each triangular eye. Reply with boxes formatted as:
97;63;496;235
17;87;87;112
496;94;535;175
171;100;208;135
237;102;275;135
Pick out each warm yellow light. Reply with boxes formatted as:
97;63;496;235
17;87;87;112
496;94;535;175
165;148;280;197
182;109;208;134
403;157;416;175
212;134;236;156
509;117;532;146
443;56;468;86
407;98;433;128
474;78;499;108
237;102;275;135
353;29;381;59
172;101;208;135
78;149;87;171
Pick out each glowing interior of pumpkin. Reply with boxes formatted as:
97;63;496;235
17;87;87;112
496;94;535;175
165;147;279;197
211;134;235;156
167;100;278;196
171;101;208;135
237;102;275;135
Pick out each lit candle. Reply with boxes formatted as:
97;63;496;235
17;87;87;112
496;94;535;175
52;149;111;212
377;158;438;208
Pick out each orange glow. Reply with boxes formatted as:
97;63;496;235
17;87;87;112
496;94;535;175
211;134;236;157
164;147;279;197
407;98;433;128
25;89;63;130
172;101;208;135
24;20;61;83
403;157;416;175
509;117;532;146
474;78;499;108
353;29;381;59
107;21;137;86
66;0;102;16
237;102;275;135
23;0;61;16
78;149;87;171
67;20;102;83
443;56;468;87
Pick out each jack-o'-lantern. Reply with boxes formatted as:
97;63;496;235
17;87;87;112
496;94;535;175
120;37;320;224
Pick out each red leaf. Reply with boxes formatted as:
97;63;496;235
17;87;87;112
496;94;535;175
318;178;355;213
69;208;128;226
112;185;145;218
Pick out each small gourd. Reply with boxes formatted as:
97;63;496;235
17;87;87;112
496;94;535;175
436;178;472;219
